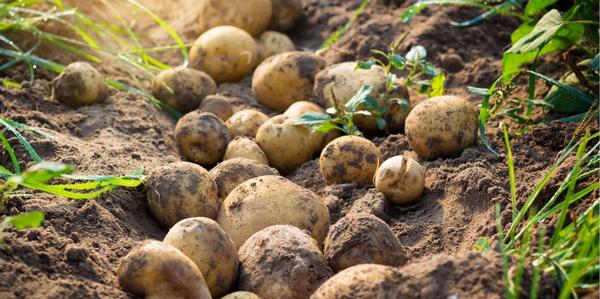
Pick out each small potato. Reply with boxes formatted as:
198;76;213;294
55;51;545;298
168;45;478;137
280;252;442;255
146;161;219;228
190;26;258;83
175;111;230;166
311;264;403;299
198;0;272;36
257;31;295;62
200;94;234;121
405;95;478;160
238;225;333;299
223;136;269;165
209;157;279;201
320;136;381;186
269;0;303;31
117;240;212;299
151;67;216;113
375;155;425;205
253;51;326;112
225;109;269;138
283;101;324;120
51;62;106;107
164;217;238;298
221;292;262;299
216;175;330;248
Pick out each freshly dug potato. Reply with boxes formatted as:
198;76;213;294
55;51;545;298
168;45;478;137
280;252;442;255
216;175;330;248
117;240;212;299
151;67;216;113
375;155;425;205
283;101;324;120
405;95;478;160
269;0;303;31
223;136;269;165
146;161;219;228
311;264;403;299
209;157;279;201
320;136;381;186
200;94;234;121
190;26;258;83
221;291;262;299
197;0;272;36
238;225;333;299
51;62;107;107
164;217;238;298
252;51;326;112
257;31;295;62
323;213;405;272
175;111;230;166
225;109;269;138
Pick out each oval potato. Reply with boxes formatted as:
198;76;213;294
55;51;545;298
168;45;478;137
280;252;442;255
175;111;230;166
224;136;269;165
151;67;216;113
375;155;425;205
197;0;272;36
320;135;381;186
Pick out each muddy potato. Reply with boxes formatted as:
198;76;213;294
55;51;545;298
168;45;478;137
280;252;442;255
257;31;295;62
175;111;230;166
200;94;234;121
252;51;326;112
375;155;425;205
51;62;107;107
223;136;269;165
283;101;324;120
405;95;478;160
225;109;269;138
238;225;333;299
164;217;238;298
197;0;272;36
217;175;330;248
190;26;258;83
221;291;262;299
320;136;381;186
151;67;216;113
146;162;219;228
209;157;279;201
311;264;403;299
269;0;302;31
117;240;212;299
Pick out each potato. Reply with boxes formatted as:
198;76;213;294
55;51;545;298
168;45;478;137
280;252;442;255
257;31;295;62
385;84;411;133
117;240;212;299
311;264;403;299
51;62;107;107
323;213;405;272
146;161;219;228
151;67;216;113
164;217;238;298
175;111;230;166
223;136;269;165
320;136;381;186
216;175;330;248
269;0;303;31
200;94;234;121
197;0;272;36
253;51;326;112
190;26;258;83
221;292;262;299
283;101;324;120
238;225;333;299
375;155;425;205
405;95;478;160
225;109;269;138
209;157;279;201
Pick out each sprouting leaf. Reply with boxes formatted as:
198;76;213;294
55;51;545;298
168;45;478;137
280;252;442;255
356;60;375;70
315;120;341;133
19;162;74;184
422;61;439;77
2;79;21;88
507;10;564;54
473;237;492;253
399;0;483;23
591;53;599;72
467;86;490;96
406;45;427;62
6;211;44;230
345;85;374;112
393;98;411;111
391;54;405;69
524;0;557;16
293;112;333;126
528;70;595;105
429;72;446;97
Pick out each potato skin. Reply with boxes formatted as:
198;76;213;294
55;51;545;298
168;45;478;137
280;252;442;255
221;291;262;299
197;0;272;36
257;31;295;62
190;26;258;83
223;136;269;165
375;155;425;205
252;51;326;112
209;157;279;201
283;101;324;120
200;94;234;121
238;225;333;299
51;62;106;107
269;0;302;31
175;111;230;166
310;264;403;299
151;67;216;113
405;95;478;160
163;217;238;298
216;175;330;248
225;109;269;138
319;136;381;186
146;162;219;228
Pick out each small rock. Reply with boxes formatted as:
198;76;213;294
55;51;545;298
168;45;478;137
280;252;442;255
65;244;88;262
440;53;464;73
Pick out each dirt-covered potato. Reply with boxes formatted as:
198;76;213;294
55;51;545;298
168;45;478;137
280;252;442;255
221;291;262;299
320;135;381;186
117;240;212;299
200;94;234;121
323;213;405;272
375;155;425;205
252;51;326;112
209;157;279;201
405;95;478;160
238;225;333;299
51;62;107;107
163;217;238;298
225;109;269;138
269;0;303;31
223;136;269;165
283;101;324;120
146;162;219;228
217;175;330;248
311;264;403;299
175;111;230;166
151;67;216;113
257;31;295;62
197;0;272;36
190;26;258;83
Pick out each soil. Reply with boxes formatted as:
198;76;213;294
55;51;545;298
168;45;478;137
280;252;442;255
0;0;595;298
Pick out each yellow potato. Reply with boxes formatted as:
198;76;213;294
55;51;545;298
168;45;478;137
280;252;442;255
374;155;425;205
175;111;230;166
200;94;234;121
223;136;270;165
311;264;403;299
221;291;262;299
51;62;107;107
269;0;303;31
257;31;295;62
283;101;324;120
225;109;269;138
209;157;279;201
197;0;272;36
320;136;381;186
151;67;216;113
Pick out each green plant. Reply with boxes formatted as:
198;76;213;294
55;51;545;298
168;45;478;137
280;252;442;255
0;210;44;242
319;0;371;50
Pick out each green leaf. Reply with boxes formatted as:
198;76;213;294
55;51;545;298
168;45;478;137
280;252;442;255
2;79;21;88
376;118;386;130
529;70;595;105
473;237;492;253
293;112;333;126
467;86;489;96
428;73;446;97
7;211;44;230
356;60;375;70
21;162;74;184
542;72;596;113
399;0;483;23
345;85;374;112
591;53;599;72
511;22;536;44
316;120;342;134
391;54;405;69
524;0;557;16
507;10;564;54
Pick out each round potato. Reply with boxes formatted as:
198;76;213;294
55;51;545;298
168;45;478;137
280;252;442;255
197;0;272;36
239;225;333;299
51;62;107;107
190;26;258;83
269;0;302;31
283;101;324;120
175;111;230;166
164;217;238;298
200;94;234;121
252;51;326;112
405;95;478;160
311;264;404;299
209;157;279;201
225;109;269;138
117;240;212;299
146;161;219;228
257;31;295;62
320;136;381;186
216;175;330;248
221;291;262;299
375;155;425;205
223;136;269;165
151;67;216;113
